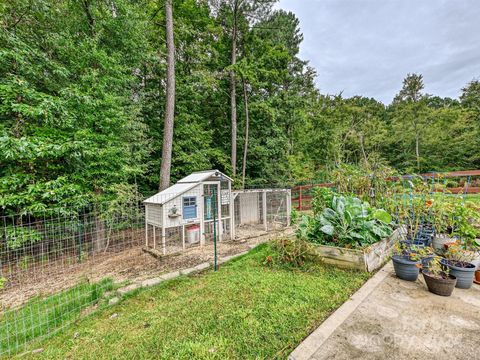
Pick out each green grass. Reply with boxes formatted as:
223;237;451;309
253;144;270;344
17;245;369;359
0;279;114;357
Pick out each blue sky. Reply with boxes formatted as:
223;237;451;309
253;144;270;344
277;0;480;104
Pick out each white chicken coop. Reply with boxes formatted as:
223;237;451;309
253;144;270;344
144;170;291;255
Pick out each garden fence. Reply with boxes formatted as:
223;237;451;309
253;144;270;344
0;187;291;356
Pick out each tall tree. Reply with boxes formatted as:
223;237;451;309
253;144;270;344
210;0;276;177
392;73;428;171
159;0;176;190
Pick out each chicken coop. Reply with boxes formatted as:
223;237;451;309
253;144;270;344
144;170;291;255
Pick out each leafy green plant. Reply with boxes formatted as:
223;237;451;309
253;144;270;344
424;256;450;278
297;193;393;249
3;226;42;250
311;187;335;216
443;244;476;267
264;237;319;268
393;242;433;262
0;277;6;290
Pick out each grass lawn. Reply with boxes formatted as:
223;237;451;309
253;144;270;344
18;244;369;359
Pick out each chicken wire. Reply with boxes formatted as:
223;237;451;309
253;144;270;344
0;187;291;356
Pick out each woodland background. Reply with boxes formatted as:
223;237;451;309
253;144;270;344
1;0;479;215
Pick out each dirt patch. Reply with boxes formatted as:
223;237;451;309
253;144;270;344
0;228;292;309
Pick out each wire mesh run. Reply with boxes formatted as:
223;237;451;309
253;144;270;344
233;189;291;238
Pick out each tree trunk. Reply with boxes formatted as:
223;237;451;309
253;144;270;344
358;132;368;165
415;132;420;170
93;189;106;252
241;78;250;189
159;0;175;191
230;8;238;177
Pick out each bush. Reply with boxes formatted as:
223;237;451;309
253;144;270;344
264;237;319;268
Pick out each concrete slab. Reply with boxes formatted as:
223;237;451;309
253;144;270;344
290;263;480;360
116;283;140;297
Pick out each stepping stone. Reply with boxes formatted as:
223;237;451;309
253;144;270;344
160;271;180;281
141;277;163;287
117;283;140;297
108;297;120;306
194;262;210;271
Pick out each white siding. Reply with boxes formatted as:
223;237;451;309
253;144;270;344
163;185;202;228
146;204;163;226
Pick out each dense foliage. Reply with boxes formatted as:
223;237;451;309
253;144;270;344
297;189;393;249
1;1;479;215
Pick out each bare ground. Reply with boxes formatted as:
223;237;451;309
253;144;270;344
0;227;292;309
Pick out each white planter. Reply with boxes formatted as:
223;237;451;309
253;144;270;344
468;251;480;270
432;234;455;251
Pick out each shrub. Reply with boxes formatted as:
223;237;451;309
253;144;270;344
264;237;319;268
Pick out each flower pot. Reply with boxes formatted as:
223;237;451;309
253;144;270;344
474;270;480;285
392;255;420;281
432;234;455;251
422;270;457;296
468;251;480;270
441;259;476;289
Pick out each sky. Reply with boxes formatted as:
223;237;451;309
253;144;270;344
277;0;480;104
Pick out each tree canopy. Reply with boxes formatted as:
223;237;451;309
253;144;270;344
1;0;479;215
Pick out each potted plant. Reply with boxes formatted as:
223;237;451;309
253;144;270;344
451;201;480;269
422;256;457;296
392;243;424;281
441;245;477;289
431;198;456;251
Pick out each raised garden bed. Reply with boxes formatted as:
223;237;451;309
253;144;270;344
313;228;402;272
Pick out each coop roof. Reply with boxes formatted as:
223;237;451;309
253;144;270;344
177;170;233;184
143;170;232;205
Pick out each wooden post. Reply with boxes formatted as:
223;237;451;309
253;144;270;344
145;207;148;247
217;182;222;241
153;226;156;250
286;189;292;227
229;182;234;240
262;190;268;231
182;224;185;250
161;226;166;255
200;185;205;246
298;186;303;211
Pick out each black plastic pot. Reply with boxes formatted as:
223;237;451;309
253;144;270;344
392;255;420;281
422;270;457;296
441;259;476;289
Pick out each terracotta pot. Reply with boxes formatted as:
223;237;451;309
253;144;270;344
475;270;480;284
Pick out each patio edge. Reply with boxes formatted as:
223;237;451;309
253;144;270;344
288;262;392;360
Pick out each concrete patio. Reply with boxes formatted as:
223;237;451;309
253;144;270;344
290;263;480;360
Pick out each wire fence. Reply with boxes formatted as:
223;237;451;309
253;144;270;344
0;187;291;356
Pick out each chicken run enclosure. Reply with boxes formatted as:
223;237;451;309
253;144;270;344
0;170;290;301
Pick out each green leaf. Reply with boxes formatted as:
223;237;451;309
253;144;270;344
320;225;334;236
372;209;392;224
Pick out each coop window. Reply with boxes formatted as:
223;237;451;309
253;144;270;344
183;196;197;219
